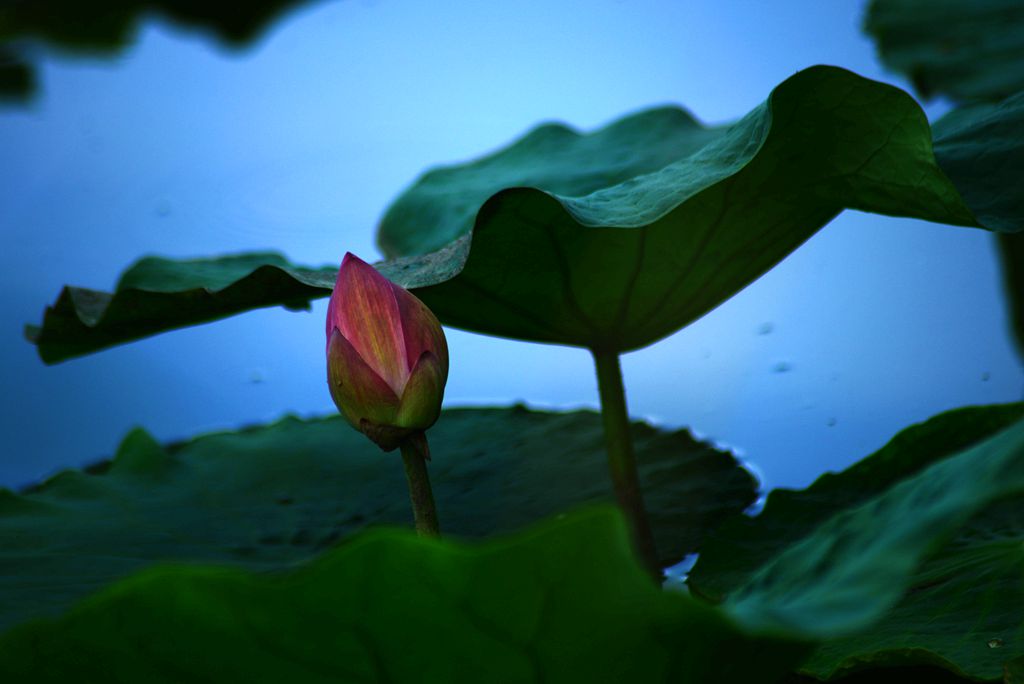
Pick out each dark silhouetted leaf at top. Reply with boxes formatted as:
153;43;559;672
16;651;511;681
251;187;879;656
0;46;33;102
0;406;755;632
864;0;1024;103
31;66;1024;362
0;508;809;684
0;0;324;105
690;403;1024;681
0;0;322;49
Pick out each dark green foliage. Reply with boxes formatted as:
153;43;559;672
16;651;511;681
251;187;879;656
0;46;33;101
865;0;1024;368
0;0;319;47
932;93;1024;235
784;666;975;684
1007;655;1024;683
5;407;1024;681
0;507;811;684
865;0;1024;102
0;0;323;103
920;51;1024;364
690;403;1024;598
26;252;337;363
0;406;755;632
691;404;1024;681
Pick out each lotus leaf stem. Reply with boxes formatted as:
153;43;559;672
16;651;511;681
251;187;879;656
591;348;662;582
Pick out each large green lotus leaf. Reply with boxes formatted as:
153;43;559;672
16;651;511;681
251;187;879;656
381;66;984;352
0;406;755;632
0;508;809;684
26;252;337;364
0;0;323;103
864;0;1024;103
32;65;1024;362
689;403;1024;681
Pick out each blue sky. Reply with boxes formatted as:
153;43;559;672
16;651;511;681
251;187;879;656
1;0;1020;490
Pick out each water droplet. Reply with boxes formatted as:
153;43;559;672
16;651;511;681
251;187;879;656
826;417;837;427
772;361;793;374
981;372;991;382
757;322;774;335
988;638;1003;649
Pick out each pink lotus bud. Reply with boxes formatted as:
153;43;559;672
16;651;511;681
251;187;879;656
326;253;449;451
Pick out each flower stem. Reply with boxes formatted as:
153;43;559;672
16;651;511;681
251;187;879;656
591;348;662;582
399;434;440;536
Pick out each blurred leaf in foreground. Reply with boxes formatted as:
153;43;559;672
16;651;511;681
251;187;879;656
0;406;755;631
865;0;1024;103
0;0;327;104
0;507;809;684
